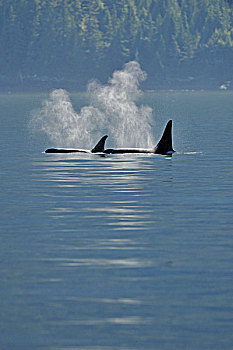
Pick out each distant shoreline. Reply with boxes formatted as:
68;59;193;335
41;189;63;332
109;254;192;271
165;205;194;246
0;76;232;93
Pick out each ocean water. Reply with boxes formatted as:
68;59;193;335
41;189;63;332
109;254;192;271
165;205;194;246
0;91;233;350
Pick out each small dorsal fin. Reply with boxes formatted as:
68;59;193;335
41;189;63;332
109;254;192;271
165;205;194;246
153;120;175;155
91;135;108;153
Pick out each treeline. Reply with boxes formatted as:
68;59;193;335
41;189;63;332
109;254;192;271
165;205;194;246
0;0;232;89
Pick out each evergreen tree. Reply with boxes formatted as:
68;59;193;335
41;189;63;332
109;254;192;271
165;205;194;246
0;0;232;87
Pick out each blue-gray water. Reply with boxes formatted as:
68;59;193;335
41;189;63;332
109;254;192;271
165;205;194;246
0;91;233;350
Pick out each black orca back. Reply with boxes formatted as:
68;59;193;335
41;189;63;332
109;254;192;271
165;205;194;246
91;135;108;153
153;120;174;155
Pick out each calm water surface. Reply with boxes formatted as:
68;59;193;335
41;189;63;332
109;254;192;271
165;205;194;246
0;92;233;350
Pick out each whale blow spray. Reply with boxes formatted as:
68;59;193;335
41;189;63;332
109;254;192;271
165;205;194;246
31;61;155;149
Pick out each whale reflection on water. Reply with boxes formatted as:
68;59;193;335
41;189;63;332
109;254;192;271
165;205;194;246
34;152;173;240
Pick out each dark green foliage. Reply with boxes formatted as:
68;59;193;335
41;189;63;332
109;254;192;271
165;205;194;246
0;0;232;88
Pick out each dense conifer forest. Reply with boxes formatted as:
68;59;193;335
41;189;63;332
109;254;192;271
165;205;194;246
0;0;232;90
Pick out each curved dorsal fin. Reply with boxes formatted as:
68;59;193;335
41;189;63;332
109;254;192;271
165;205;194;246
153;120;174;155
91;135;108;153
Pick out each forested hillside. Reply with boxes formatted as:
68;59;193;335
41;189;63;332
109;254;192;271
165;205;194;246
0;0;232;90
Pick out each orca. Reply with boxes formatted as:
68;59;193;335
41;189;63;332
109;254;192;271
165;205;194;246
45;135;108;154
45;120;175;156
103;120;175;155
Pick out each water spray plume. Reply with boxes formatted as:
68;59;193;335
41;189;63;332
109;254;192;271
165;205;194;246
31;61;155;148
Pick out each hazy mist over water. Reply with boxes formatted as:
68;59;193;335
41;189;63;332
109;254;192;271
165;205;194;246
0;87;233;350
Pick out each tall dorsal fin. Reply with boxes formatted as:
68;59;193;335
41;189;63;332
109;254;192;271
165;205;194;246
91;135;108;153
153;120;174;155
